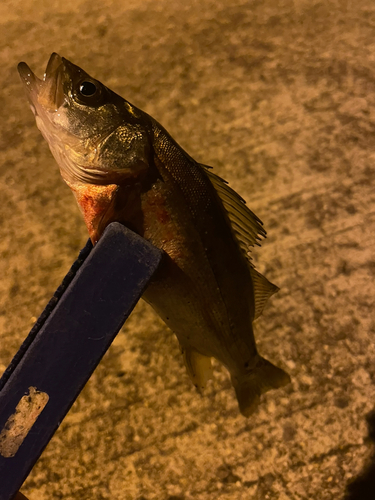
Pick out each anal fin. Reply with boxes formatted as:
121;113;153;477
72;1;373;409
181;346;213;391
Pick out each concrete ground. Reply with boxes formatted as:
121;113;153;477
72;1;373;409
1;0;375;499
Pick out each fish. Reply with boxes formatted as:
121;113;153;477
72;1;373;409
18;53;290;417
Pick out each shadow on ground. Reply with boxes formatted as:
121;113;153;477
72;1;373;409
345;410;375;500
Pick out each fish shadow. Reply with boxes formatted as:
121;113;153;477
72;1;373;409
344;409;375;500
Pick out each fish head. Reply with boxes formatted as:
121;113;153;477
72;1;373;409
18;53;152;242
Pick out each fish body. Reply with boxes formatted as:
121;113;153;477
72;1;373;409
18;54;290;416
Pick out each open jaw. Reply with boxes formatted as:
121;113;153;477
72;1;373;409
17;54;142;188
18;53;65;113
17;54;107;185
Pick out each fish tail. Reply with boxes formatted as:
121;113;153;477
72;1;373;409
231;356;291;417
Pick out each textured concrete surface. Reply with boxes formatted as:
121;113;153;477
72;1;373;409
1;0;375;499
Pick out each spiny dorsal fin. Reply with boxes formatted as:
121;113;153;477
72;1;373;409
201;164;279;318
201;164;266;256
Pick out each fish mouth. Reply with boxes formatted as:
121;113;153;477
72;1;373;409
18;54;133;186
18;53;65;112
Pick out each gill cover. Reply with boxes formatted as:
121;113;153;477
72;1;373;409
18;53;152;186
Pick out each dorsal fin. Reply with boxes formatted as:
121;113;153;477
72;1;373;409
248;267;279;319
201;164;279;318
201;164;266;255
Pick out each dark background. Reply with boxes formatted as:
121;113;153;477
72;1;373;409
1;0;374;499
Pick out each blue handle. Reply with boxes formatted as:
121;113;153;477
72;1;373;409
0;223;163;499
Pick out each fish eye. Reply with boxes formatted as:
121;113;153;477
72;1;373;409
74;79;104;106
79;81;97;97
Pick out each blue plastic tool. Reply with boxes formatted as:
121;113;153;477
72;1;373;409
0;223;163;500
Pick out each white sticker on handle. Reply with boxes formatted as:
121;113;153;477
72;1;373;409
0;386;49;458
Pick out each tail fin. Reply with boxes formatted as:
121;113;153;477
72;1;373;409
231;357;291;417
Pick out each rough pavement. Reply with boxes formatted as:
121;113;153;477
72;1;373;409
0;0;375;499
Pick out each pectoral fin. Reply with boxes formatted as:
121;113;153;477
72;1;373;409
181;346;213;391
